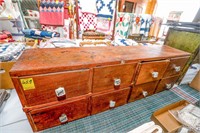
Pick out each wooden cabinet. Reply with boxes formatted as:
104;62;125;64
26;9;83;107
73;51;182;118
135;60;169;85
18;69;90;106
155;76;179;93
10;46;190;131
93;63;137;93
129;81;159;102
163;56;189;78
91;88;130;115
26;96;90;131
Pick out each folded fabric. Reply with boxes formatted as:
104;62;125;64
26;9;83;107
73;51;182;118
39;0;64;26
0;43;25;62
22;29;60;39
96;0;116;19
79;0;97;14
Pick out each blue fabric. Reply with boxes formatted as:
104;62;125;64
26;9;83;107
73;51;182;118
22;29;60;39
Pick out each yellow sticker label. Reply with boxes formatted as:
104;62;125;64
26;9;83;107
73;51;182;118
56;0;59;4
20;78;35;90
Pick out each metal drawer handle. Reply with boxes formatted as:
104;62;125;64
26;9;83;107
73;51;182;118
166;84;172;89
114;78;121;86
174;66;181;72
55;87;66;97
142;91;148;97
152;72;159;78
109;100;116;108
59;114;68;123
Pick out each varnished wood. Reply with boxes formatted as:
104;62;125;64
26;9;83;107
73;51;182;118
129;81;159;102
155;76;179;93
92;63;137;93
10;46;190;77
19;69;90;106
91;88;130;115
163;56;189;78
135;60;169;85
28;96;89;131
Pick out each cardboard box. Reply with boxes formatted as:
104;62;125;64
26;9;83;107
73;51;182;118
190;70;200;91
151;100;189;133
0;61;15;89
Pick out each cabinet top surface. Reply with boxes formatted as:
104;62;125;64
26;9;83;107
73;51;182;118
10;45;190;76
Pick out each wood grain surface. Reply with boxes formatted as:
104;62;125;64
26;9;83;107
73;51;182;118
10;46;190;77
92;63;137;93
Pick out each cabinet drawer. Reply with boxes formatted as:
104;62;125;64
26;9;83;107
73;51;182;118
27;97;89;131
136;60;169;85
91;88;130;115
19;69;90;106
93;63;137;93
163;56;189;78
129;81;159;102
155;76;179;93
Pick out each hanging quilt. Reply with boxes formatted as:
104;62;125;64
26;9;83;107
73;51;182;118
39;0;64;26
79;12;97;31
96;0;116;20
115;13;131;38
140;14;152;36
131;14;142;34
79;0;97;14
149;17;163;38
96;17;111;32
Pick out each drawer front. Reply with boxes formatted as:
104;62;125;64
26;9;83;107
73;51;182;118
93;63;137;93
155;76;179;93
19;69;90;106
29;97;89;131
91;88;130;115
129;81;159;102
136;60;169;85
163;56;189;78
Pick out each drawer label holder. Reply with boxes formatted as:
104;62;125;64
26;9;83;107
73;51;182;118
20;78;35;90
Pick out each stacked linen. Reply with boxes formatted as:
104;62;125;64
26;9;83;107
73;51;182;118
0;43;25;62
40;37;78;48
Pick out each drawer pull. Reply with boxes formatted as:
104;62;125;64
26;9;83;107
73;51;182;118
0;69;5;74
166;84;172;89
151;72;159;78
55;87;66;100
174;66;181;72
114;78;121;86
59;114;68;123
142;91;148;97
109;100;116;108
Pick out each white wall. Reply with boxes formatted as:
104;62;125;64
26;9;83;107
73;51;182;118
155;0;200;22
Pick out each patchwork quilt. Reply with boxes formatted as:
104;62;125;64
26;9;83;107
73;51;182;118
39;0;64;26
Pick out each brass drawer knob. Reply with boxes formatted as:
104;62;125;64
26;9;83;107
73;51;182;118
151;72;159;78
166;84;172;89
109;100;116;108
55;87;66;100
114;78;121;86
174;66;181;72
142;91;148;97
59;114;68;123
